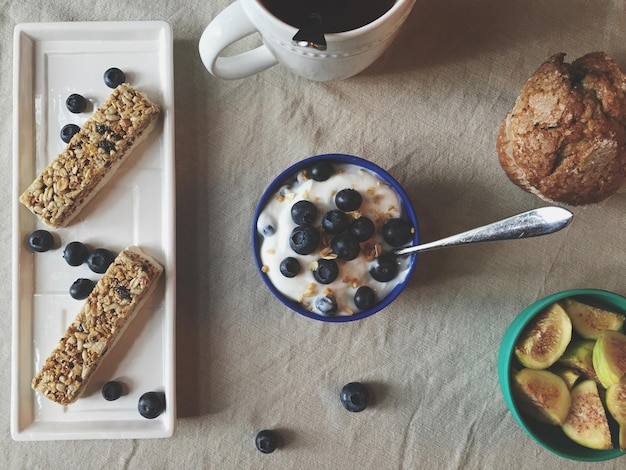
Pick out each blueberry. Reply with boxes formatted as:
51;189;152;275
312;258;339;284
291;200;317;225
315;295;338;316
60;123;80;143
257;213;277;237
87;248;116;274
255;429;278;454
63;241;89;266
65;93;87;113
309;161;333;181
102;380;123;401
335;188;362;212
279;257;300;277
138;391;166;419
103;67;126;88
69;278;95;300
350;216;375;242
340;382;370;412
330;233;360;261
354;286;376;310
27;229;54;252
289;225;320;255
321;210;349;235
370;254;399;282
382;218;413;247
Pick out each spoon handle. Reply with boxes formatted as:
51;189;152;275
394;206;573;256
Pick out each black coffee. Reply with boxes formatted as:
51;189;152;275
261;0;396;33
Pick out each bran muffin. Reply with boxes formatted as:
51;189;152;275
497;52;626;205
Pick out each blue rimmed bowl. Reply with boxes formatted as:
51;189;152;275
252;153;419;322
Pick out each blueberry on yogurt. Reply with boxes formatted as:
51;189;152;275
321;210;349;235
315;295;338;316
370;254;399;282
289;225;320;255
312;258;339;284
349;216;375;242
330;233;361;261
309;161;333;181
257;213;277;237
382;218;414;247
279;257;300;278
335;188;362;212
291;200;318;225
354;286;376;310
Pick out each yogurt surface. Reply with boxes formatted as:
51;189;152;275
256;161;414;318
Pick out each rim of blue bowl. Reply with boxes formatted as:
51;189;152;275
498;288;626;461
252;153;420;322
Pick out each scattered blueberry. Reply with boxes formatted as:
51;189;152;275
102;380;123;401
103;67;126;88
289;225;320;255
321;209;349;235
309;161;333;181
354;286;376;310
255;429;278;454
65;93;87;113
279;257;300;278
315;295;338;316
63;241;89;266
350;216;375;242
330;233;361;261
27;229;54;252
370;254;399;282
382;218;413;247
335;188;362;212
291;200;318;225
87;248;115;274
138;391;166;419
69;278;95;300
312;258;339;284
60;123;80;143
340;382;370;412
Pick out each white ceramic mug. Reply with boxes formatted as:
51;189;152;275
198;0;416;81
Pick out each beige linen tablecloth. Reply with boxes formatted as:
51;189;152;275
2;0;625;468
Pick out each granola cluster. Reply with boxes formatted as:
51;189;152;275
31;247;163;405
19;83;160;227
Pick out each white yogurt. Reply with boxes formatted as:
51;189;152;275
257;163;413;317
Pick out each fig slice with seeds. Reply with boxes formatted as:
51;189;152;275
605;375;626;451
562;379;613;450
561;298;625;340
557;340;598;383
515;302;572;369
512;368;572;425
549;365;582;390
593;330;626;389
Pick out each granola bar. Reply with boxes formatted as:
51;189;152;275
19;83;160;228
31;246;163;405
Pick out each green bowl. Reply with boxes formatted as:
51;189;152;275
498;288;626;461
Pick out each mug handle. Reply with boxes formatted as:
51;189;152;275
199;0;278;80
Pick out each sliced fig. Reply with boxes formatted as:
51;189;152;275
593;330;626;389
557;340;598;383
562;379;613;450
512;368;572;425
515;302;572;369
562;298;625;340
549;365;582;390
606;375;626;451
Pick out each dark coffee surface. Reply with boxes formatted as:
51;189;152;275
261;0;396;33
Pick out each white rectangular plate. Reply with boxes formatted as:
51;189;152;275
11;21;176;440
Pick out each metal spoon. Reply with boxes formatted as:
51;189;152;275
394;206;573;257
